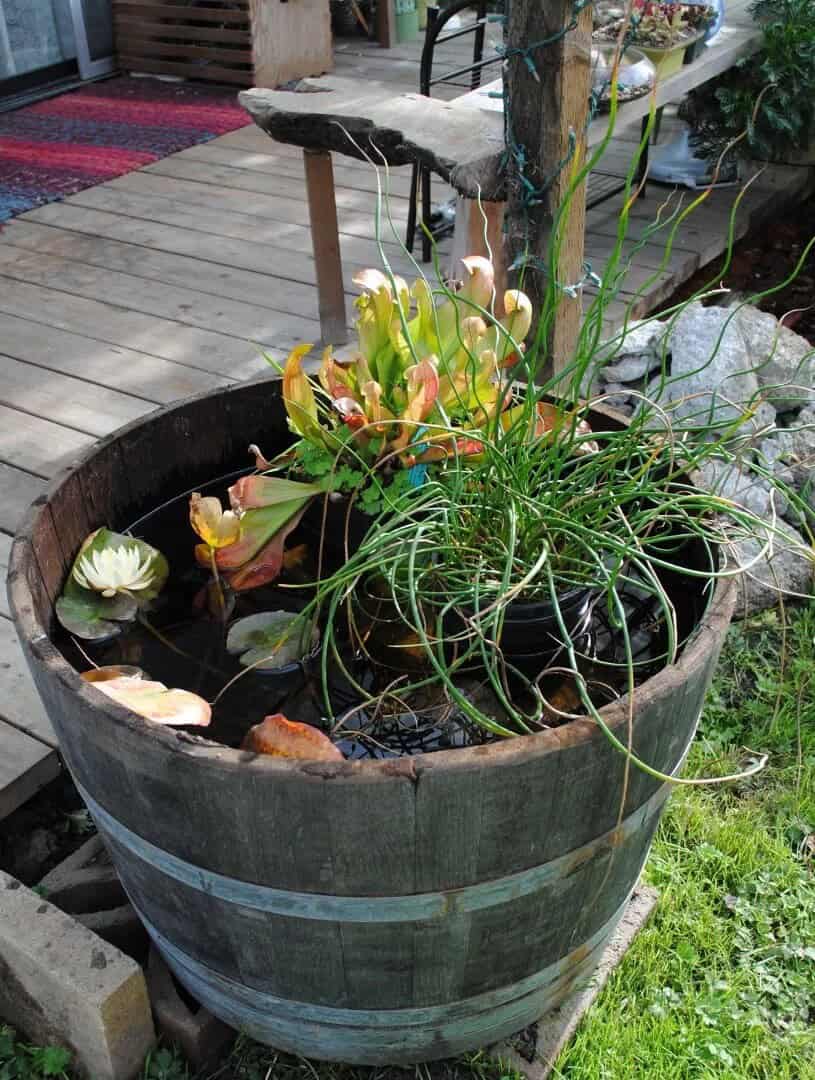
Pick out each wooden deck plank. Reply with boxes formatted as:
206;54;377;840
142;153;454;207
0;464;45;537
18;203;401;295
107;171;413;239
0;714;61;821
63;186;426;273
140;156;417;208
0;276;274;378
2;221;329;322
0;403;92;478
0;616;57;746
0;351;152;438
1;536;64;822
0;312;233;404
0;246;322;347
171;143;424;198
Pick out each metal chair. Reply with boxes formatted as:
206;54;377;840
405;0;502;263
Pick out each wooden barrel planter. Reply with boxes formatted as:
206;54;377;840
8;378;735;1064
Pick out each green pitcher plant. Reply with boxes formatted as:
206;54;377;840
185;255;588;592
284;255;535;470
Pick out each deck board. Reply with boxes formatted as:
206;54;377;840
0;15;811;818
0;312;233;404
0;716;61;821
0;464;46;537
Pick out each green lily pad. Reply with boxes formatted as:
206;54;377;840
56;527;168;641
226;610;318;670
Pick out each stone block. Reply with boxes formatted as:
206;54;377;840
0;870;156;1080
38;834;127;914
146;948;235;1069
75;905;149;961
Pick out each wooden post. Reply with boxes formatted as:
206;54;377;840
376;0;397;48
303;149;349;346
249;0;333;86
504;0;593;378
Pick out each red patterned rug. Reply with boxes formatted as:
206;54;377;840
0;75;249;222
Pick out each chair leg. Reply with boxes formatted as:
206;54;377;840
653;105;665;145
636;115;651;199
421;165;433;263
406;162;419;255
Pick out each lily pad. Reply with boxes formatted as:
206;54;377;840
56;592;137;641
226;610;318;670
56;528;168;641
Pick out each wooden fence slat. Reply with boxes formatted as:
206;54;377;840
117;56;252;85
115;0;249;22
114;18;251;44
116;39;253;66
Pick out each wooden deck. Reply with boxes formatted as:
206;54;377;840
1;20;812;817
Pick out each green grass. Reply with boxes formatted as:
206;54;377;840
555;602;815;1079
3;607;813;1080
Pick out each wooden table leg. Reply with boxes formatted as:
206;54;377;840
376;0;396;48
303;149;348;346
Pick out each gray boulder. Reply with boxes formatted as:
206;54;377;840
757;406;815;516
598;319;669;383
730;520;814;617
736;305;815;410
666;303;776;436
696;459;789;521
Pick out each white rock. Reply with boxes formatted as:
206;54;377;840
730;520;814;617
666;303;776;436
736;305;815;410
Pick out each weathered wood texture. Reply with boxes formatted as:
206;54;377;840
240;79;507;198
10;379;736;1063
504;0;592;375
249;0;333;87
304;150;349;345
114;0;331;88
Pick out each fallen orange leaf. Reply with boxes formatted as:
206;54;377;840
88;675;211;728
241;713;343;761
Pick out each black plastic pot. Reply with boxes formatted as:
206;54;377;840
296;496;372;575
446;584;594;676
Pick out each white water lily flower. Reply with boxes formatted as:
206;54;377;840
74;544;155;598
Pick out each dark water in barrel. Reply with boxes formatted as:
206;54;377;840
58;472;710;759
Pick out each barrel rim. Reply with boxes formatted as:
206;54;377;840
8;376;737;782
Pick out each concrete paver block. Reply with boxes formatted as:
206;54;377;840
0;870;156;1080
75;905;149;960
38;834;127;914
147;947;235;1069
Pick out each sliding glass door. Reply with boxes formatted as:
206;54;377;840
70;0;115;79
0;1;78;85
0;0;114;102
